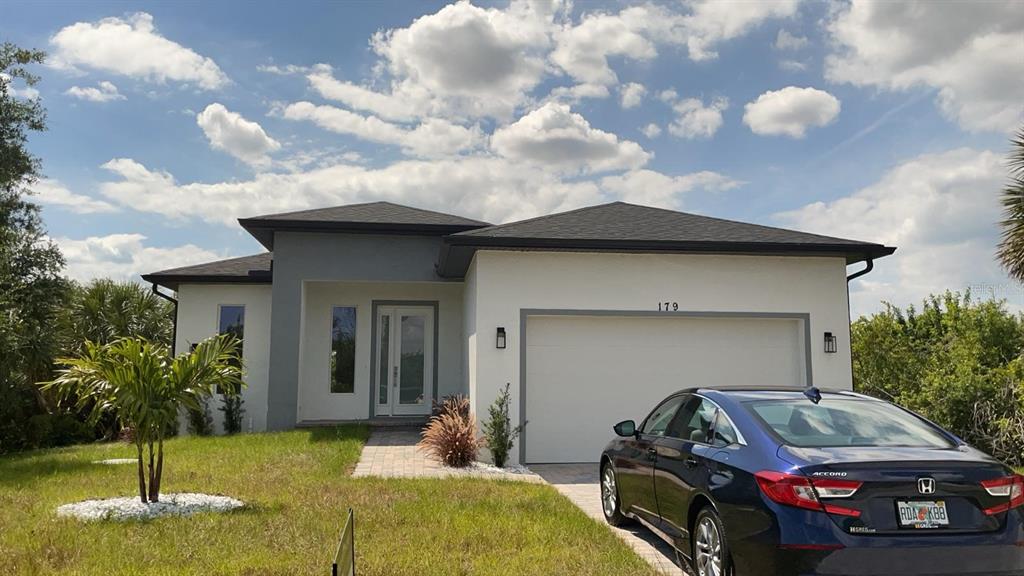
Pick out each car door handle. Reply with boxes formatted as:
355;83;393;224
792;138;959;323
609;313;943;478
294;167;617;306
684;457;699;469
646;447;657;461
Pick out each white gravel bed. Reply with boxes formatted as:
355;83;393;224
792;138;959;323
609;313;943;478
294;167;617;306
56;493;244;521
92;458;137;465
469;462;534;476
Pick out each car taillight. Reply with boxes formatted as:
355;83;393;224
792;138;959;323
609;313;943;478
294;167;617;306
981;474;1024;515
755;471;862;517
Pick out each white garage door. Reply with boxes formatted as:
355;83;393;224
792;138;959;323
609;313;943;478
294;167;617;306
523;314;806;463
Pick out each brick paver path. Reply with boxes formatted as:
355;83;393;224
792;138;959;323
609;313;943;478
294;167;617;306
351;428;542;482
531;464;689;575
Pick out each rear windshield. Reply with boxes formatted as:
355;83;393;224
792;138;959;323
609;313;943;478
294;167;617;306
746;399;954;448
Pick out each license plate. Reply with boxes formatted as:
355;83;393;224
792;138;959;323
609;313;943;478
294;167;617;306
896;500;949;528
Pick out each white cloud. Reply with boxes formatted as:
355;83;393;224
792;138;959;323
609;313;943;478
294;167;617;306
778;59;808;72
657;89;679;103
774;29;808;50
619;82;646;109
775;148;1006;315
667;96;729;139
682;0;801;61
50;12;228;89
306;66;420;122
490;102;650;173
825;0;1024;132
546;83;610;104
641;123;662;138
65;81;125;102
196;103;281;168
55;233;220;282
281;101;483;158
743;86;840;138
601;169;742;209
257;63;311;76
30;178;118;214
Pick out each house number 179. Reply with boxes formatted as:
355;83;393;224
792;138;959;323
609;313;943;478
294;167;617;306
658;302;679;311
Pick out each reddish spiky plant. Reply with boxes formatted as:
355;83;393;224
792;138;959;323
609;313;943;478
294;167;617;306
418;410;479;467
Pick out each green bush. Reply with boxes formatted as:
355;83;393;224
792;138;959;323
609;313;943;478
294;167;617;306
482;383;524;468
219;394;245;435
852;291;1024;466
187;400;214;436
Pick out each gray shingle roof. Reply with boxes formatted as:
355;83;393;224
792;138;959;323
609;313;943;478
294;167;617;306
452;201;878;247
141;252;272;290
239;201;489;249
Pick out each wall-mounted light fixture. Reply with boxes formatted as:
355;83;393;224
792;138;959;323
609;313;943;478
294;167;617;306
496;327;506;349
824;331;837;354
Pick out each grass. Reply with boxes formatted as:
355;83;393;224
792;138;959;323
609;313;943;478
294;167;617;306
0;427;658;576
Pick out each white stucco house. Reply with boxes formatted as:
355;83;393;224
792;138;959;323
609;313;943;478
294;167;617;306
143;201;894;464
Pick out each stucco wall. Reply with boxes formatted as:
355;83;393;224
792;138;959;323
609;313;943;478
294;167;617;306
298;280;465;422
175;283;272;433
464;250;853;464
267;231;456;429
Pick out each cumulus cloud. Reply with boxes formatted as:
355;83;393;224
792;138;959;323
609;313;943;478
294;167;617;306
682;0;801;61
775;148;1006;315
601;169;742;209
55;233;220;282
50;12;228;89
306;66;420;122
666;96;729;139
619;82;646;109
641;123;662;138
774;29;808;50
30;179;119;213
825;0;1024;132
281;102;483;158
196;103;281;168
743;86;840;138
65;81;125;102
490;102;650;173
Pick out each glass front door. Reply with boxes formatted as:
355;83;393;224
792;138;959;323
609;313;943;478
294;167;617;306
375;306;434;416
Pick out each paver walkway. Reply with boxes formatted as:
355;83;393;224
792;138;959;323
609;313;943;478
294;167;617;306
351;428;542;481
531;464;689;576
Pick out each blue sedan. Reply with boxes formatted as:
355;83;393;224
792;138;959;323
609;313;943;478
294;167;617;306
599;387;1024;576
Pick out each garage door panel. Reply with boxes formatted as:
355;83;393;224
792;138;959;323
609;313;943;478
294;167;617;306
524;315;804;464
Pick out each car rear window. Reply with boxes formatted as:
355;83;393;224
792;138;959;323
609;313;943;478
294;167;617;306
746;399;954;448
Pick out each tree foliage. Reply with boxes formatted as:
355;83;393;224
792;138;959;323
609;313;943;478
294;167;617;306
481;383;524;468
0;42;71;453
998;127;1024;280
60;279;174;355
43;334;244;503
852;292;1024;465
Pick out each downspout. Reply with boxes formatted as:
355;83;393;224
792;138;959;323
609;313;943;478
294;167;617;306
844;257;874;392
151;284;178;356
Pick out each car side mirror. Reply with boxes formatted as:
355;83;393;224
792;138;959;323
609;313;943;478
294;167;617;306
613;420;636;437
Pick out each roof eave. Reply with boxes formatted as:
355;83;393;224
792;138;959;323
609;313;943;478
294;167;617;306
239;218;489;249
140;272;273;292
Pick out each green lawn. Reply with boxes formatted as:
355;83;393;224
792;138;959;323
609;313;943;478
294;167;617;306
0;427;657;576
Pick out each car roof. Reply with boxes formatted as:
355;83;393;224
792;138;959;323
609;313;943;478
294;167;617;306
683;386;867;402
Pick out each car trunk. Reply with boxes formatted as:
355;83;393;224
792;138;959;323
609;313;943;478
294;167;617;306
779;445;1011;535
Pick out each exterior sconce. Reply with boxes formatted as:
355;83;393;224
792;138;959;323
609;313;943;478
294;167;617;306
496;327;506;349
824;332;837;354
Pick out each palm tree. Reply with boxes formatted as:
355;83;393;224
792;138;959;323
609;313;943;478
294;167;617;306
997;128;1024;280
60;279;174;354
43;334;243;503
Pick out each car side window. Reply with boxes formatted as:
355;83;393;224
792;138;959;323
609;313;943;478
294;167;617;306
641;396;686;436
667;397;718;443
712;410;738;447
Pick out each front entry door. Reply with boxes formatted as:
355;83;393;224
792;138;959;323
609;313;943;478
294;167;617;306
375;306;434;416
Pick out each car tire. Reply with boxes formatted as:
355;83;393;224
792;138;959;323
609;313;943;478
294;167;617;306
600;462;629;526
692;507;733;576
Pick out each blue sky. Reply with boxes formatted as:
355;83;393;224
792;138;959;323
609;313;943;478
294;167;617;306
4;0;1023;315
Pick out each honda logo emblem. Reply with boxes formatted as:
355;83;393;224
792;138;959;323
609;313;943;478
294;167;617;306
917;477;936;495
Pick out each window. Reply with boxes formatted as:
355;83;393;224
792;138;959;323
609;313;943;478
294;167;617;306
217;306;245;395
330;307;357;394
641;395;686;436
746;399;954;448
712;410;737;447
667;397;718;443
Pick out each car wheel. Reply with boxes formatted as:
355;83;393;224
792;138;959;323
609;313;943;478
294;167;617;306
600;462;629;526
692;507;733;576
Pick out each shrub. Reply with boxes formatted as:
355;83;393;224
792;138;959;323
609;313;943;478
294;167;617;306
419;410;479;467
219;394;245;435
482;383;524;468
431;394;469;420
187;400;214;436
